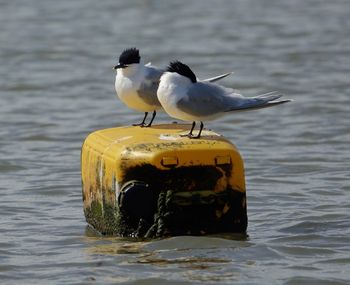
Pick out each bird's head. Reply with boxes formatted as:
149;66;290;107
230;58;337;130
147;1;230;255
114;48;141;70
167;61;197;83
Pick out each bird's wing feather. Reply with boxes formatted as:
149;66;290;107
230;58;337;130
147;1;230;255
201;72;233;83
225;91;290;111
178;84;290;116
137;66;164;107
177;82;236;117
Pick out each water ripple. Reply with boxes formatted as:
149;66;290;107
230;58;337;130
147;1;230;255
1;0;350;284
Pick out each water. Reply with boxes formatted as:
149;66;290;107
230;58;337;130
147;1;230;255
1;0;350;284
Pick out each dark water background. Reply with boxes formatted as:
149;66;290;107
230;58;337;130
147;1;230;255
1;0;350;284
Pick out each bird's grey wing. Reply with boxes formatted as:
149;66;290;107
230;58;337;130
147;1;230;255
224;91;291;111
137;66;164;107
177;82;236;117
201;72;233;83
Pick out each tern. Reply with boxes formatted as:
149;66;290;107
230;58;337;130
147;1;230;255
113;48;233;127
157;61;291;138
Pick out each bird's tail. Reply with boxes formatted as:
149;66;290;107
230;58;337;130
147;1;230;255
226;91;291;112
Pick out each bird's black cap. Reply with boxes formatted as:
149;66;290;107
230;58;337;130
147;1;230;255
115;48;140;69
167;61;197;83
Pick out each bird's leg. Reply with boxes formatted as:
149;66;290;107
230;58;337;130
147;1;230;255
180;121;196;138
133;112;148;127
192;121;204;139
144;110;156;127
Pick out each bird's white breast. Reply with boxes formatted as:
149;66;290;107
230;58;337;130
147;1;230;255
157;72;194;121
115;66;155;112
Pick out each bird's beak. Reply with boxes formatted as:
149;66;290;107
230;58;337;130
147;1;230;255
113;63;127;69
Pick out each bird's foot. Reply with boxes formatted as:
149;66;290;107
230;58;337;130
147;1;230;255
132;122;146;127
180;133;200;139
190;134;201;139
133;112;149;127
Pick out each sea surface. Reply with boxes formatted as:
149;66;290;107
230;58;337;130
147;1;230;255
1;0;350;284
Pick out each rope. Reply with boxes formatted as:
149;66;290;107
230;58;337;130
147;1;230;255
140;188;246;238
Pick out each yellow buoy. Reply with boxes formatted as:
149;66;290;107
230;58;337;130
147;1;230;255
81;123;247;237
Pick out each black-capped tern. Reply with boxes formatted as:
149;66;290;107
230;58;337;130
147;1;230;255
157;61;291;138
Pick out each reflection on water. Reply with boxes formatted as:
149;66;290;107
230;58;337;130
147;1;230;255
1;0;350;284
